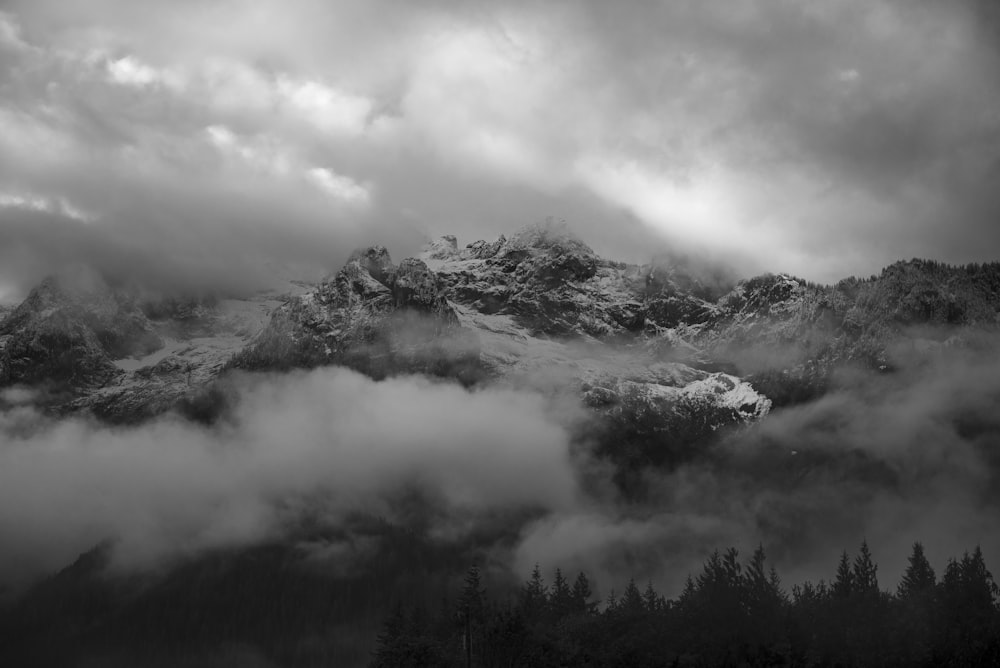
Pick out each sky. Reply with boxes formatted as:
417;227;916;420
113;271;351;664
1;0;999;298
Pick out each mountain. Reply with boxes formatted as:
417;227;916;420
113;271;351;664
229;223;770;456
4;223;1000;667
0;265;161;390
0;516;483;668
0;267;303;421
0;222;774;450
699;259;1000;404
4;223;1000;442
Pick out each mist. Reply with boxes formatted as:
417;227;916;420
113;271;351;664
4;337;1000;600
0;368;579;588
513;341;1000;598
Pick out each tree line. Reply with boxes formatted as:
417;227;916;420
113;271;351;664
372;541;1000;667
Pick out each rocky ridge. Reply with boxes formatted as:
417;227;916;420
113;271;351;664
229;222;771;441
4;223;997;442
695;259;1000;404
229;246;481;384
0;267;299;421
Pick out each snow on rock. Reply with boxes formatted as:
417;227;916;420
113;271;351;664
1;223;773;440
423;235;459;260
232;246;482;383
417;225;772;437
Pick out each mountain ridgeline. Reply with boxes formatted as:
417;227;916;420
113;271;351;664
2;222;999;456
3;223;1000;496
3;222;1000;667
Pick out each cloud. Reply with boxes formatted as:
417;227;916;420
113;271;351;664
0;368;578;586
275;76;373;136
1;320;999;600
512;342;1000;597
1;0;995;294
0;10;28;51
1;0;1000;596
0;191;93;222
305;167;371;205
105;55;169;87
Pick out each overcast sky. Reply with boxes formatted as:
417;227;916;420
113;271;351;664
1;0;999;299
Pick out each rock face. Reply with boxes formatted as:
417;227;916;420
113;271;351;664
0;221;771;450
11;223;996;450
423;221;719;340
223;221;763;447
0;268;297;421
412;221;769;437
0;266;161;389
694;260;1000;402
230;246;482;383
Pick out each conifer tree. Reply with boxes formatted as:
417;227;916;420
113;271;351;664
458;564;485;668
550;568;572;618
965;546;999;606
852;540;879;594
722;547;742;586
742;545;786;623
460;564;485;623
370;605;406;668
944;546;998;615
898;542;935;598
833;551;855;597
520;564;548;620
643;581;661;613
621;577;644;613
605;588;618;613
571;572;595;614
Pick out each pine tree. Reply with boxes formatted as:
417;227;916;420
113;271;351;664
621;578;644;613
852;540;879;594
643;581;661;613
743;545;786;614
370;604;406;668
458;564;486;668
679;575;696;602
550;568;572;618
965;546;999;606
520;564;548;620
894;543;937;666
744;545;768;588
944;546;998;614
769;566;784;596
460;564;485;623
939;546;1000;662
833;551;855;597
605;588;618;613
571;572;595;614
898;542;935;598
722;547;742;587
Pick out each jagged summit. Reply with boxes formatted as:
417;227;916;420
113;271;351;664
3;226;996;441
506;219;593;253
226;229;771;443
231;243;477;383
0;265;161;388
424;220;592;259
420;224;717;337
340;245;395;286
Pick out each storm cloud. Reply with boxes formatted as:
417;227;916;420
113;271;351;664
2;0;999;301
2;0;1000;603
